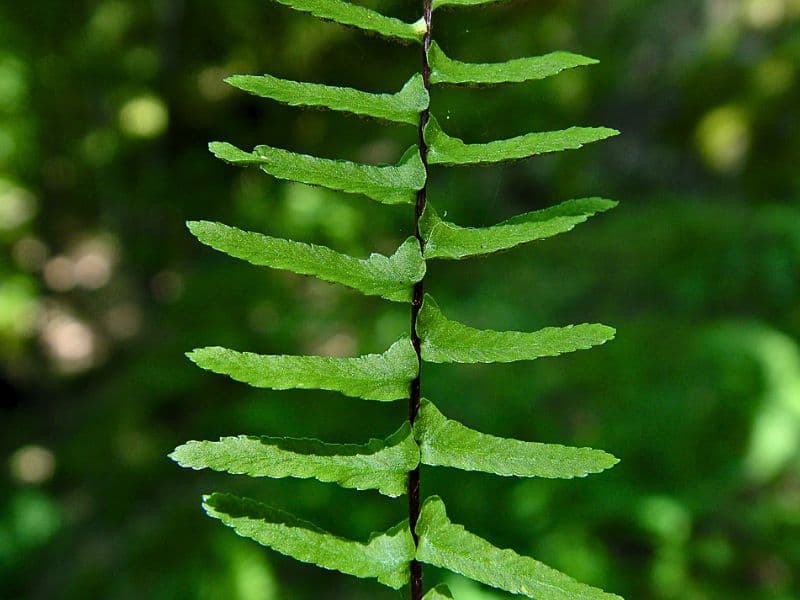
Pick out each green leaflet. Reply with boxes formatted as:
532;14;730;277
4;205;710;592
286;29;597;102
171;423;419;497
428;41;598;86
204;493;415;589
270;0;425;43
432;0;507;9
416;497;622;599
187;337;418;401
423;584;455;599
209;142;425;205
420;198;617;260
187;221;425;302
417;294;615;364
424;116;619;166
415;400;619;478
226;73;429;125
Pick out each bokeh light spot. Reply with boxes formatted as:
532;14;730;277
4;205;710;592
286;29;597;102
40;306;99;373
742;0;787;29
119;95;169;139
2;490;61;556
9;445;56;485
43;256;76;292
0;276;39;339
227;543;278;600
638;495;692;543
89;0;133;42
72;236;118;289
695;104;751;173
0;178;37;230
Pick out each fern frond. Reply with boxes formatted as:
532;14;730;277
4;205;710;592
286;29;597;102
270;0;425;43
428;41;597;86
415;400;618;478
424;116;618;166
416;497;622;599
171;423;419;497
204;493;415;588
226;73;429;125
187;337;418;401
417;295;615;364
181;3;623;596
420;198;617;260
209;142;425;205
188;221;425;302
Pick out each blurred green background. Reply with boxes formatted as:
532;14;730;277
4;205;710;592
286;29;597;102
2;0;800;598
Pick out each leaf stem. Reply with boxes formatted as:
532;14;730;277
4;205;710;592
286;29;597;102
409;1;432;598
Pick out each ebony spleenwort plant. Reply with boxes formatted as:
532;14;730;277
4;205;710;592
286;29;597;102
171;0;623;598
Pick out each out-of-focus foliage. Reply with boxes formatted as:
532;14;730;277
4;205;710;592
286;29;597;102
1;1;799;599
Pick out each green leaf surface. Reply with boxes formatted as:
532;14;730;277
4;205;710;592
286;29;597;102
420;198;617;260
226;73;429;125
423;584;455;599
424;116;619;166
415;400;619;478
416;497;623;599
187;337;418;401
171;423;419;497
209;142;425;205
204;493;415;589
271;0;425;43
417;295;615;364
428;41;597;86
187;221;425;302
432;0;506;8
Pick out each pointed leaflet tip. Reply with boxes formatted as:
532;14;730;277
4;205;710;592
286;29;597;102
208;141;260;164
187;220;425;302
203;493;415;589
421;197;618;260
422;584;455;599
187;337;419;401
415;496;623;599
424;115;619;166
417;294;615;364
415;399;619;478
171;423;419;497
427;41;599;86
